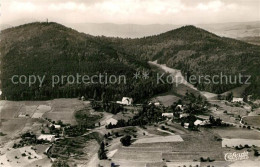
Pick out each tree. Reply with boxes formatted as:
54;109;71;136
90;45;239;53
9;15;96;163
120;135;131;146
98;141;107;160
226;92;233;102
52;160;69;167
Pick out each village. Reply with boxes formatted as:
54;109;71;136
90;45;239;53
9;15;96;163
0;85;260;167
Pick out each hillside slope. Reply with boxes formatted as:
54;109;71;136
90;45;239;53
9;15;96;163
0;23;259;100
108;26;260;98
0;22;169;100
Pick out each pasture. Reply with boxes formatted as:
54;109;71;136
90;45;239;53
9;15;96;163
0;146;51;167
242;116;260;128
111;128;225;166
133;135;183;144
222;138;260;147
211;127;260;140
42;98;86;125
152;95;180;107
0;99;89;145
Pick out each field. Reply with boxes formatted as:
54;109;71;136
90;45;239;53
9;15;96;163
0;146;51;167
242;116;260;128
134;135;183;144
42;98;86;125
110;126;225;167
212;127;260;140
222;138;260;147
0;98;90;145
221;85;249;98
209;101;248;124
152;95;180;107
32;105;51;118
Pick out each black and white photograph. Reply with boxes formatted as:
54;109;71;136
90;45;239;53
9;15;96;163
0;0;260;167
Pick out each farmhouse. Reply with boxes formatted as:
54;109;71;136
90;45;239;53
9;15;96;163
184;123;189;129
18;113;28;118
95;122;100;127
176;104;184;111
106;118;118;125
37;134;55;142
50;124;61;129
194;119;208;126
116;97;133;105
148;102;160;106
162;113;173;118
232;98;243;103
180;113;189;118
81;96;85;101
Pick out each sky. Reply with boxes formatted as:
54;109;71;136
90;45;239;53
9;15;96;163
1;0;260;25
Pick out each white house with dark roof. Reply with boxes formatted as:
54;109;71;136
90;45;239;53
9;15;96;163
37;134;55;142
106;118;118;125
116;97;133;105
162;113;174;118
176;104;184;111
232;98;243;103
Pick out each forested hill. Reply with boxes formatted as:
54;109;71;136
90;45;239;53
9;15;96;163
0;22;170;100
0;22;259;100
107;25;260;99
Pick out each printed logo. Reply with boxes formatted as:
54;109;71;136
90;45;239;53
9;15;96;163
224;151;249;161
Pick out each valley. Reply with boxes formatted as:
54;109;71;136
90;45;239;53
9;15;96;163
0;22;259;167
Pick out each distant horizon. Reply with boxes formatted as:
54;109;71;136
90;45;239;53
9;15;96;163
1;0;259;26
2;19;260;27
1;19;259;39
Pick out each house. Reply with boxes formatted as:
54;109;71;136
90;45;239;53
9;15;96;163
106;118;118;125
232;98;243;103
50;124;61;129
95;122;100;127
179;113;189;118
116;97;133;106
37;134;55;142
247;95;252;102
148;102;160;106
184;123;189;129
194;119;208;126
176;104;184;111
18;113;28;118
81;96;85;101
162;113;173;118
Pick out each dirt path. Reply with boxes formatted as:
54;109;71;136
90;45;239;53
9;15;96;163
83;153;98;167
149;61;197;90
149;60;217;100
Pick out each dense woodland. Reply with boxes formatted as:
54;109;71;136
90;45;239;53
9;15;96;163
0;22;171;101
105;26;260;98
0;22;259;100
